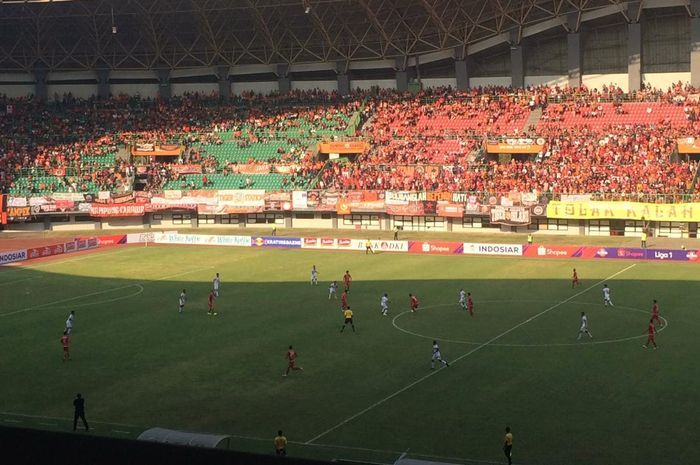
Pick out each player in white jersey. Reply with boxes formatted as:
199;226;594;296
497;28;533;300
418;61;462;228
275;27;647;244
458;289;467;310
380;293;390;316
64;310;75;335
328;281;338;299
602;284;614;307
431;340;449;369
213;273;221;297
311;265;319;285
577;312;593;339
178;289;187;313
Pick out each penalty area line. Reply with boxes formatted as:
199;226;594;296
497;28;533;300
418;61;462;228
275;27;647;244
305;263;637;444
0;266;213;318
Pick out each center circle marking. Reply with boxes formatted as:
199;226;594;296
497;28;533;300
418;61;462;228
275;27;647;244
391;299;668;347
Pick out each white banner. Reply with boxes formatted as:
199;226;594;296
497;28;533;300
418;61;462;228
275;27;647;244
153;233;251;247
51;193;87;201
7;196;27;207
292;191;308;209
0;249;27;265
385;191;421;205
301;237;339;249
463;243;523;256
350;239;408;252
217;190;265;207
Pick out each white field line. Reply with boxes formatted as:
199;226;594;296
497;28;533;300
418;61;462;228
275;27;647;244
0;277;34;287
51;285;145;310
0;246;136;275
305;263;638;444
0;267;213;318
0;411;142;429
391;302;669;347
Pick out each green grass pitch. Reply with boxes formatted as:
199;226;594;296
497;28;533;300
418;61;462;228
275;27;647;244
0;244;696;465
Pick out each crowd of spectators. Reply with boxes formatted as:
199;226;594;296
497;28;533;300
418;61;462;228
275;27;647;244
0;90;360;195
2;83;700;200
319;83;700;200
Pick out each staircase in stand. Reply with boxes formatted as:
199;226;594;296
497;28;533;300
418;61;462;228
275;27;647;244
523;107;543;136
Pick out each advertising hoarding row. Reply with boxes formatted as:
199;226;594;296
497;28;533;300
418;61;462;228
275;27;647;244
134;233;700;264
0;238;99;266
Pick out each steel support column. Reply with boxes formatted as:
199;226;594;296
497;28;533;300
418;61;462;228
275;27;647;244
277;63;290;94
157;67;171;101
627;2;642;92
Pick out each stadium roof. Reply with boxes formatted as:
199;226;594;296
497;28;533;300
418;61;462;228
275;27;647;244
0;0;687;71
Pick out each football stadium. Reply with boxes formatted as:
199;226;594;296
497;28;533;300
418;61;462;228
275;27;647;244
0;1;698;464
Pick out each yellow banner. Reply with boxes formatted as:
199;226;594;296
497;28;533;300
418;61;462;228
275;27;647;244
547;201;700;221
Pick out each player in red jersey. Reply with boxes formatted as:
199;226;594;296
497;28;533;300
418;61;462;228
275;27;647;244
467;292;474;316
343;270;352;292
340;291;348;311
207;290;218;316
409;293;419;313
572;268;580;288
650;299;662;327
643;318;658;349
60;331;71;361
283;345;303;376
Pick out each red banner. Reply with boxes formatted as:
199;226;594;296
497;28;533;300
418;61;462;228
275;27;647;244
408;240;463;254
386;203;425;216
522;244;584;258
89;203;146;217
0;194;6;224
436;203;464;218
77;234;127;246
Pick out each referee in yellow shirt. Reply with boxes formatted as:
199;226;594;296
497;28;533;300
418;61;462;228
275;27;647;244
365;238;374;254
340;307;356;333
503;426;513;465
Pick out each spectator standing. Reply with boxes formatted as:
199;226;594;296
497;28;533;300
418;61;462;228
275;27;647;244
503;426;513;465
274;430;287;456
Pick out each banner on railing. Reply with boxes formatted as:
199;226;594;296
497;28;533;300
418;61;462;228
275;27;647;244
0;194;6;225
197;204;263;214
318;141;369;154
547;201;700;222
485;138;545;154
7;206;31;220
89;203;146;217
490;205;531;225
677;138;700;153
217;190;266;209
170;164;203;174
131;144;182;157
264;192;292;211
